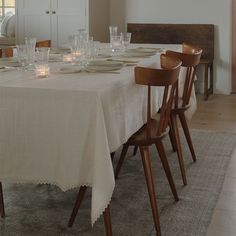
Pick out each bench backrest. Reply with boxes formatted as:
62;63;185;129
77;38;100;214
127;23;214;61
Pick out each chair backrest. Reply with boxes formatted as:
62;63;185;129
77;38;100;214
165;43;202;107
0;47;14;58
135;54;182;140
36;40;51;48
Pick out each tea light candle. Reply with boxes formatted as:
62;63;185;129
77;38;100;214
72;50;83;57
63;54;74;63
35;65;50;78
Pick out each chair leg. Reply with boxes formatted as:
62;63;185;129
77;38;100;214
168;118;177;152
68;186;87;227
114;143;129;179
0;182;5;218
139;146;161;236
170;114;187;185
178;112;197;162
155;140;179;201
103;205;113;236
133;146;138;156
110;152;115;162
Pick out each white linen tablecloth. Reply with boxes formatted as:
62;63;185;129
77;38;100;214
0;44;196;225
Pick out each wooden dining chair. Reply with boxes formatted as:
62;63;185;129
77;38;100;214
68;186;112;236
0;40;51;58
165;43;202;185
0;182;5;218
115;54;181;236
0;47;14;57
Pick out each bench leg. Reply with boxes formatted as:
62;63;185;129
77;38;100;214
204;62;213;101
204;63;209;100
209;62;213;95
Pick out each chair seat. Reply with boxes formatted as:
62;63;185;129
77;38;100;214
128;115;169;146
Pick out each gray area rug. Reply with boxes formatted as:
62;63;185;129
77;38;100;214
1;129;236;236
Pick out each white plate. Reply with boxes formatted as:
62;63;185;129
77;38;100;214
123;51;156;57
0;66;16;72
49;54;63;62
50;47;71;54
88;60;123;67
59;65;82;74
86;60;123;72
108;57;139;63
95;54;112;59
0;58;20;67
128;47;165;54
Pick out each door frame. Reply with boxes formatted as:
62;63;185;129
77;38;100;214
232;0;236;93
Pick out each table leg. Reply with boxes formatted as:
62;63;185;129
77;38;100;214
103;205;112;236
68;186;87;227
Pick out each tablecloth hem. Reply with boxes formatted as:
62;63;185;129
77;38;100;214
0;177;93;192
91;185;114;227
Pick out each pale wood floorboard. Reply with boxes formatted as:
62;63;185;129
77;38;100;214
188;94;236;235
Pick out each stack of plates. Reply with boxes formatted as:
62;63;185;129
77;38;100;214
49;54;63;62
50;47;71;54
86;60;123;72
59;65;82;74
124;47;164;57
0;58;20;68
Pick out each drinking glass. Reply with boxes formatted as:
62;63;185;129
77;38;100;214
35;47;50;65
109;25;118;47
25;37;36;69
121;32;132;50
110;35;122;53
16;45;28;69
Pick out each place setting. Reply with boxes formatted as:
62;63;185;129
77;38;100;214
0;57;21;71
58;60;123;74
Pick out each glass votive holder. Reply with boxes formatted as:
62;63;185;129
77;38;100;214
35;64;50;78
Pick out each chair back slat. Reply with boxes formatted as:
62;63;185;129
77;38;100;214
164;83;177;129
0;47;14;58
165;43;202;109
135;54;181;142
184;67;196;106
36;40;51;48
146;85;152;140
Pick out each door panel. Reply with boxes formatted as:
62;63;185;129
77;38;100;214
51;0;88;47
16;0;88;47
17;0;51;43
23;16;51;42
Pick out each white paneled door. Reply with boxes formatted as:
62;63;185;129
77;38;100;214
16;0;88;47
51;0;88;46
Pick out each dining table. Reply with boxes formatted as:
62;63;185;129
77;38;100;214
0;44;197;226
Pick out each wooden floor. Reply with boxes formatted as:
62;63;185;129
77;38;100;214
190;94;236;133
189;94;236;236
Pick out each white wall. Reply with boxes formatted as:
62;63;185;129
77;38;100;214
109;0;232;94
89;0;110;42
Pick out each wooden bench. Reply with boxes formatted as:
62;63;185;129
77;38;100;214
127;23;214;100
